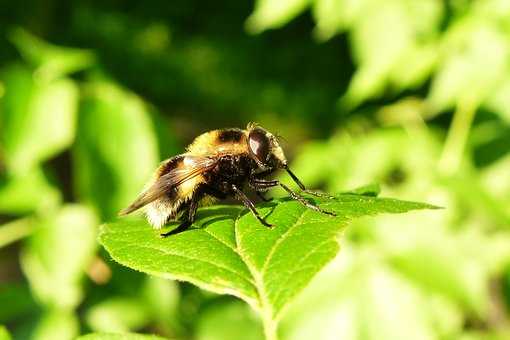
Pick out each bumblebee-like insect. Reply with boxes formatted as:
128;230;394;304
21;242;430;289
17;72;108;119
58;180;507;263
119;123;336;236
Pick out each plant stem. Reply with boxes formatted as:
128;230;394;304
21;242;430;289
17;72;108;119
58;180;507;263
0;218;34;248
262;312;278;340
438;96;478;175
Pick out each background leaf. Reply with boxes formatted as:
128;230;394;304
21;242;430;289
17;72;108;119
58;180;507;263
196;300;264;340
8;28;95;81
21;205;98;310
246;0;310;33
73;81;159;219
86;297;151;333
31;310;79;340
280;248;450;340
0;325;11;340
0;167;60;215
0;65;78;174
77;333;167;340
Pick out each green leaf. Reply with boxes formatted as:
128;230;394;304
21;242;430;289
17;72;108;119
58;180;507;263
141;277;181;334
0;325;11;340
77;333;167;340
9;28;95;81
31;310;79;340
74;81;159;219
387;224;510;316
100;193;435;336
280;249;451;340
485;77;510;123
21;205;98;310
196;301;264;340
1;65;78;174
312;0;365;40
428;18;509;112
245;0;311;34
0;167;61;215
0;218;34;248
85;297;151;333
341;0;442;107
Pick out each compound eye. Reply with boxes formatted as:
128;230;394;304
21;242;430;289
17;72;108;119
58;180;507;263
248;129;270;163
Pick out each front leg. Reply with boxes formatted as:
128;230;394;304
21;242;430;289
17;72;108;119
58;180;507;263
284;166;335;199
231;184;273;227
250;178;336;216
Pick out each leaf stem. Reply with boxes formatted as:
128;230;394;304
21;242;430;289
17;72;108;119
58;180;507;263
0;218;34;248
438;96;478;175
262;312;278;340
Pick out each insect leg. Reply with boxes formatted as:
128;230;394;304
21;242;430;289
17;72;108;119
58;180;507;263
248;176;274;202
251;178;336;216
187;197;199;223
160;193;200;237
249;178;279;189
284;167;306;190
231;184;273;227
284;167;335;199
280;183;336;216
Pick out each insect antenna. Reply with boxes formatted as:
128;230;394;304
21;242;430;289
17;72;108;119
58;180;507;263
274;132;288;144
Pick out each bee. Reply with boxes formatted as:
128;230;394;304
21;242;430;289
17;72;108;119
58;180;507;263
119;123;336;236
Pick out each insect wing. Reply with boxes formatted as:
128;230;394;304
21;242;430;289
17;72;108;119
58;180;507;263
119;156;217;215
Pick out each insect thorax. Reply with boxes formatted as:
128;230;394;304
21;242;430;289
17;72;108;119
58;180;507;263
204;154;257;191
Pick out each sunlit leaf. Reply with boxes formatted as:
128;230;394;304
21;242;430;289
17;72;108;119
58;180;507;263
86;297;151;333
389;43;438;91
428;19;509;112
74;81;159;219
246;0;311;33
290;129;440;197
0;218;34;249
280;248;450;340
141;276;180;334
389;228;490;315
21;205;98;310
31;310;79;340
365;205;510;316
100;193;435;334
485;77;510;123
312;0;366;40
9;28;95;81
1;65;78;174
0;167;60;215
77;333;167;340
341;0;442;107
196;301;264;340
0;325;11;340
480;153;510;205
458;330;510;340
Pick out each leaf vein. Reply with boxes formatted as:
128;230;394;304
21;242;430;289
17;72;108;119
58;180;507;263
202;229;237;252
261;207;309;276
269;238;336;314
112;242;256;287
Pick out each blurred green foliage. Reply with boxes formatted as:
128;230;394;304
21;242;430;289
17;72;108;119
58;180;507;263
0;0;510;339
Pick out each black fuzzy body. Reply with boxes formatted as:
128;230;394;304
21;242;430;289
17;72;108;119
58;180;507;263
201;154;262;198
159;153;270;236
121;124;335;236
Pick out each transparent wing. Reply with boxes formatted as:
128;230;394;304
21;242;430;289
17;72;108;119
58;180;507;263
119;155;217;215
